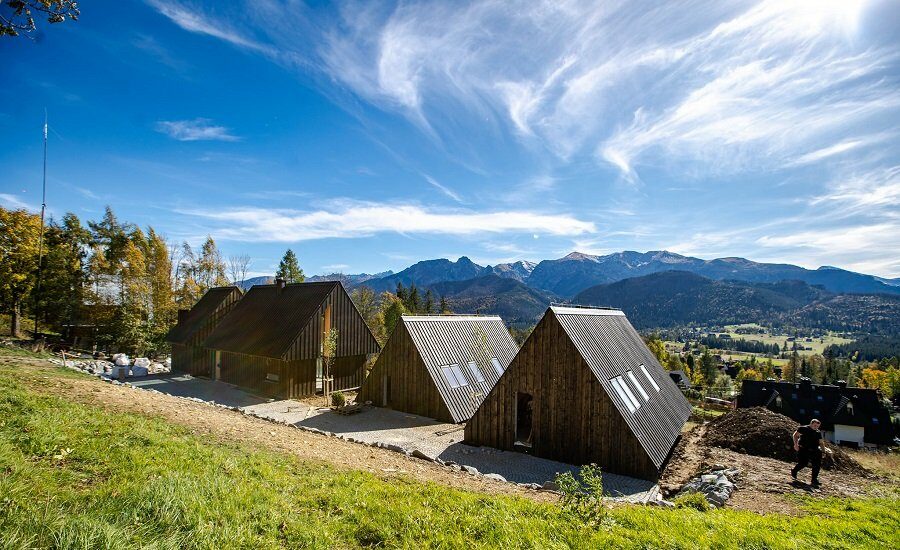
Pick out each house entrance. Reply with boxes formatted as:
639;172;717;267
515;392;533;449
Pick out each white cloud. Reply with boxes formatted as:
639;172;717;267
155;118;240;141
146;0;274;55
0;193;32;210
422;174;463;203
184;200;596;242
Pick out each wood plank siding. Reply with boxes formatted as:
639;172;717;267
465;307;690;481
357;321;453;422
203;281;380;399
166;286;242;376
357;315;519;423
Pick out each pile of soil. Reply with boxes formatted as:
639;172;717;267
704;407;866;474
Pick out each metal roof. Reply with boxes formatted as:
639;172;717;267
550;307;692;469
203;282;337;358
403;315;519;423
166;286;242;345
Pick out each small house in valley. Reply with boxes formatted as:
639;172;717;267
357;315;519;423
166;286;242;376
738;379;894;447
202;280;380;398
465;306;692;481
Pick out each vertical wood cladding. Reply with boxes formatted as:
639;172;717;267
357;322;452;422
168;287;242;375
465;312;659;480
204;282;379;399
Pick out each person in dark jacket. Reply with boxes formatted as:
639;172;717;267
790;419;831;486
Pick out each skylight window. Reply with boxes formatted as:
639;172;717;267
490;357;504;376
610;376;640;413
467;361;486;383
638;364;660;392
440;364;468;388
627;370;649;401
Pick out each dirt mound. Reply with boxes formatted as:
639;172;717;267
705;407;866;474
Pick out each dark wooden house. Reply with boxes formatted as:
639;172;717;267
166;286;242;376
738;379;894;447
202;280;379;398
357;315;519;423
465;306;692;481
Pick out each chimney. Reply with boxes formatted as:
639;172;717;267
177;309;190;324
275;277;286;293
836;380;847;389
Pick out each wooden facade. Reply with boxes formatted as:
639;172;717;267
465;307;691;481
358;315;519;423
166;286;242;376
203;281;380;399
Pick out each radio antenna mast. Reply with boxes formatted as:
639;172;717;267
34;110;48;338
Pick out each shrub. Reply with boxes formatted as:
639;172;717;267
554;464;606;525
673;491;711;511
331;391;346;408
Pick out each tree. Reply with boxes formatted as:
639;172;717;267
423;289;435;314
197;236;228;289
645;335;667;364
736;368;762;385
699;349;717;386
379;292;407;338
275;248;304;283
145;229;175;349
439;295;450;314
784;351;801;382
37;213;90;331
395;282;407;303
321;328;338;406
665;353;684;371
1;0;79;38
859;367;889;396
350;286;379;336
227;254;251;288
117;234;151;354
0;207;41;336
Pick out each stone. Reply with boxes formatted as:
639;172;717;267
541;481;559;492
483;473;506;482
461;465;479;475
411;449;434;462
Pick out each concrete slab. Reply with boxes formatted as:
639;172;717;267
128;373;270;408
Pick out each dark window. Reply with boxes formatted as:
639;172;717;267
515;392;534;448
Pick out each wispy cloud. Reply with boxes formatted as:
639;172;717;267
182;200;595;242
146;0;273;55
422;174;464;203
155;118;240;141
0;193;32;211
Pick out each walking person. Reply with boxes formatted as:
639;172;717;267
790;418;831;486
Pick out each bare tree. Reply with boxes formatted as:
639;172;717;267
228;254;251;288
1;1;79;38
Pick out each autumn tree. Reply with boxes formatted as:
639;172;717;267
645;335;667;364
276;248;304;283
146;229;175;348
37;213;90;330
379;292;407;340
0;207;41;335
349;286;380;336
197;236;228;289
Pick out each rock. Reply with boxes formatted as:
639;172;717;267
411;449;434;462
483;473;506;482
384;443;405;453
541;481;559;492
461;465;479;475
518;483;542;490
130;366;149;377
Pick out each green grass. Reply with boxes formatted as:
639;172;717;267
0;359;898;549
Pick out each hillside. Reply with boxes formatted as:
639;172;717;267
573;271;900;332
427;275;552;326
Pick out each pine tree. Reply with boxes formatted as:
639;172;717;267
423;289;434;314
38;213;90;331
395;282;407;303
276;248;304;283
407;283;420;312
439;295;450;314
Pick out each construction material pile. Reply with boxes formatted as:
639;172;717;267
704;407;865;473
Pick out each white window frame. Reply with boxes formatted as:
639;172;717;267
490;357;504;376
610;376;639;413
467;361;485;383
639;364;661;392
626;370;650;401
441;364;468;388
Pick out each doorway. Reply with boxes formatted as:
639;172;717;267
515;392;533;448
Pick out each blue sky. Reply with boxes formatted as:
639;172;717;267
2;0;899;278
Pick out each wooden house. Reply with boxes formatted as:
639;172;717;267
202;280;380;398
738;378;894;447
166;286;242;376
357;315;519;423
465;306;692;480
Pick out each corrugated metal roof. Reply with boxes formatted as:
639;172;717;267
203;282;337;358
402;315;519;423
549;306;692;469
166;287;242;345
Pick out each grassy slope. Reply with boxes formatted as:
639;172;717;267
0;356;897;549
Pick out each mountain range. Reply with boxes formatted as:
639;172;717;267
237;251;900;331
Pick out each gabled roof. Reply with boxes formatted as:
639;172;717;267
203;282;338;358
548;306;692;469
166;286;242;345
402;315;519;423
